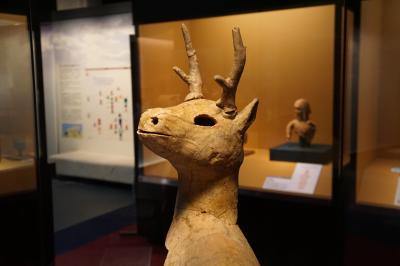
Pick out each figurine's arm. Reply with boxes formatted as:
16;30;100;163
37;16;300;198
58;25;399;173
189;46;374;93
286;120;295;140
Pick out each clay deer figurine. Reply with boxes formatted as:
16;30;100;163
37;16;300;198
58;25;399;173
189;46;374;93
138;24;260;266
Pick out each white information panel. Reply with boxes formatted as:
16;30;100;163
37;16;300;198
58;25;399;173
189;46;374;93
263;163;322;195
391;167;400;174
41;13;134;158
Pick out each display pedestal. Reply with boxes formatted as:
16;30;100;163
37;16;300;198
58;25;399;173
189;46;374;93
270;142;332;164
50;151;134;184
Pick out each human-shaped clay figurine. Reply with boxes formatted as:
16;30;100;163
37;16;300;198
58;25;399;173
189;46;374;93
286;98;316;147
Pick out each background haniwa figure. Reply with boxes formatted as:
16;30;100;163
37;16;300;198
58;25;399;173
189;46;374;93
138;24;260;265
286;98;316;147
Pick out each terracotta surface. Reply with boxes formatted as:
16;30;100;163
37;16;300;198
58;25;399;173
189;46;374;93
286;98;316;147
138;25;259;265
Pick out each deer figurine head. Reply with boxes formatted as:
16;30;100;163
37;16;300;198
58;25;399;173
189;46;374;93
138;24;258;176
138;24;259;265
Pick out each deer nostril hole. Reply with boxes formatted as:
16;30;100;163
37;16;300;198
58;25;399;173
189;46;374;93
194;114;216;127
151;117;159;125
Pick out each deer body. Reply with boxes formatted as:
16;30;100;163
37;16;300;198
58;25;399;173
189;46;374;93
138;25;260;265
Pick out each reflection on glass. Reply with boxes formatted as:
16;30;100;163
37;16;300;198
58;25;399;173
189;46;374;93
0;13;37;196
40;15;136;256
41;14;135;180
343;10;355;168
138;5;335;199
357;0;400;209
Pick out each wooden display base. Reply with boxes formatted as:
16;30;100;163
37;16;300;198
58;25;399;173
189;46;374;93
270;142;333;164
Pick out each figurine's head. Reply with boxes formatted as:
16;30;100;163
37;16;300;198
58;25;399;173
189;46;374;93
294;98;311;121
138;24;258;171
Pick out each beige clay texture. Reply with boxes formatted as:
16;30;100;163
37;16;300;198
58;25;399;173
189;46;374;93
286;98;316;147
138;24;260;266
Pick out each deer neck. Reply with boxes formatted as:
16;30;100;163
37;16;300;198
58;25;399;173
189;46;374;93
173;164;239;225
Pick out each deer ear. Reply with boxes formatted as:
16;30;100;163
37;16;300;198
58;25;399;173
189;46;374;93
235;98;259;134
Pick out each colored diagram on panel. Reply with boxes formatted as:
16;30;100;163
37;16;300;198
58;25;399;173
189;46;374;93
84;67;133;142
62;123;83;139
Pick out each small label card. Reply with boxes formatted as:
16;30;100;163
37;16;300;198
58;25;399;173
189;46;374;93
394;177;400;206
288;163;322;194
263;176;291;191
391;167;400;174
263;163;322;195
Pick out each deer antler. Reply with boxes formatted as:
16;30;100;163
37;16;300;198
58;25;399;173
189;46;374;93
214;27;246;118
173;24;203;101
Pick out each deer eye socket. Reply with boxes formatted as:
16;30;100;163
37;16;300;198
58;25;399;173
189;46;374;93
194;114;216;127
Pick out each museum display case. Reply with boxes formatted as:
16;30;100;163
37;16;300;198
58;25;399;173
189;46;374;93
131;2;366;264
0;13;37;196
134;4;338;200
37;3;140;264
41;9;135;184
3;0;395;264
0;1;53;264
351;0;400;213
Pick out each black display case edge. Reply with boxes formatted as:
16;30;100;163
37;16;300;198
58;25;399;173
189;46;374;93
132;0;337;25
49;1;131;22
270;142;333;164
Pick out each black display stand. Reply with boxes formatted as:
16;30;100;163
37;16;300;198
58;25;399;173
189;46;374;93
270;142;333;164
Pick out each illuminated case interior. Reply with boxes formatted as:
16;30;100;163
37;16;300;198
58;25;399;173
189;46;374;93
132;0;400;258
0;13;37;196
134;4;338;200
0;1;52;264
353;0;400;211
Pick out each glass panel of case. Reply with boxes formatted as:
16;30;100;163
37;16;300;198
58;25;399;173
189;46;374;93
40;13;137;232
137;5;335;199
41;14;135;170
356;0;400;209
0;13;37;196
